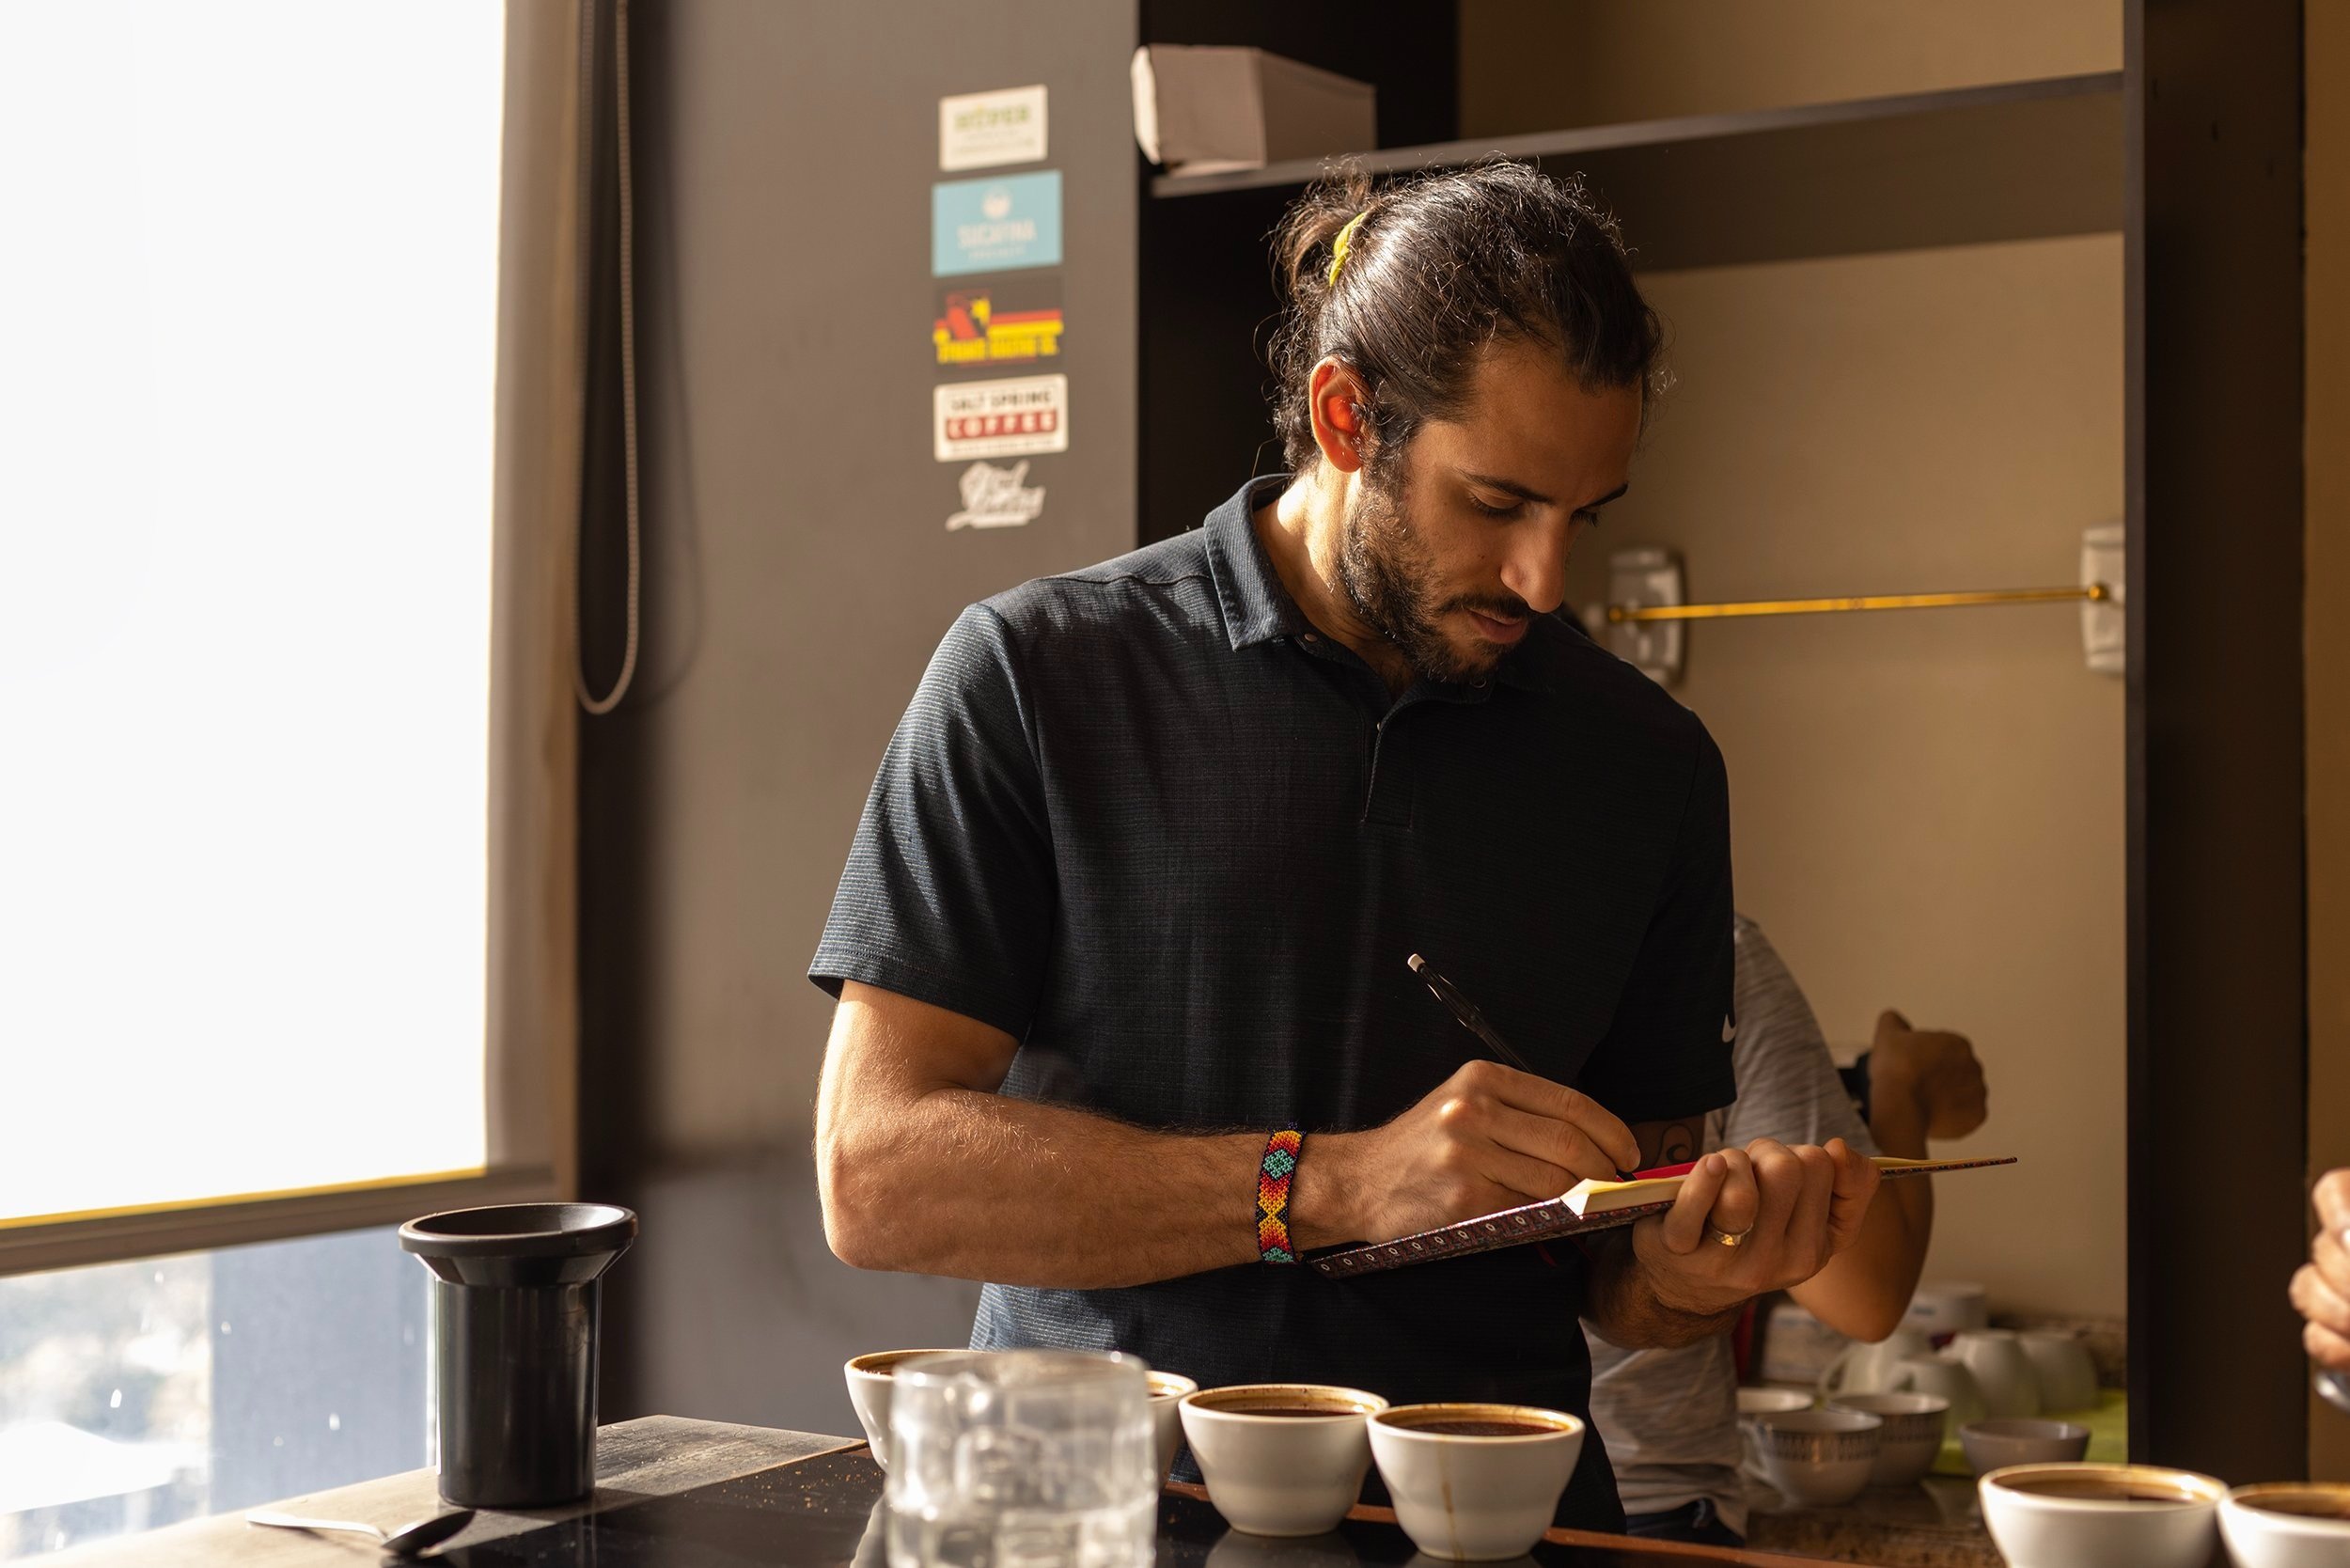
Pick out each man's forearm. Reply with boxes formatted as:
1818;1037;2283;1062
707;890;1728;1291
1787;1083;1933;1339
821;1084;1369;1289
1582;1231;1745;1350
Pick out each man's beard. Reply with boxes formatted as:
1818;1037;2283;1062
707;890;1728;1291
1336;472;1531;685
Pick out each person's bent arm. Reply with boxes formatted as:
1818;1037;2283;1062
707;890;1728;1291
1789;1011;1987;1341
817;980;1651;1289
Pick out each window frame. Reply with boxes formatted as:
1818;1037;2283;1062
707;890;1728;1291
0;2;583;1279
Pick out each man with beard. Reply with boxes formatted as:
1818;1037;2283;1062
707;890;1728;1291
810;162;1877;1531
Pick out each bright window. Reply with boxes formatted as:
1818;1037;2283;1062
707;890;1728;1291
0;3;507;1220
0;1228;431;1560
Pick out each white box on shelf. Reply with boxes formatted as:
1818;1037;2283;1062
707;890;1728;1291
1131;45;1375;177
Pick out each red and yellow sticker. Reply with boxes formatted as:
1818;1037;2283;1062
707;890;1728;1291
933;284;1064;367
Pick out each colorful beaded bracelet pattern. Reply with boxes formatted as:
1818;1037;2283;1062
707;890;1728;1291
1257;1126;1305;1264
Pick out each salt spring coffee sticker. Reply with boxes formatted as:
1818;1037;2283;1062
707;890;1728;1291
938;85;1046;171
933;277;1063;368
946;459;1046;531
932;172;1061;276
933;373;1068;462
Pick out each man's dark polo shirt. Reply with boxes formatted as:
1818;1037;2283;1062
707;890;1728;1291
810;476;1736;1529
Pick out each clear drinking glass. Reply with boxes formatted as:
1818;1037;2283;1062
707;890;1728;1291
885;1349;1156;1568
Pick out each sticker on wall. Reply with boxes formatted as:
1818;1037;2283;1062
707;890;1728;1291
946;459;1047;531
939;85;1047;171
932;172;1061;276
933;372;1068;462
933;279;1064;368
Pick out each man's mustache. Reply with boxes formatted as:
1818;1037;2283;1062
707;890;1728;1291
1443;594;1533;622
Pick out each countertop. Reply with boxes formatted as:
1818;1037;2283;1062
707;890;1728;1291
46;1417;1878;1568
1747;1477;2000;1568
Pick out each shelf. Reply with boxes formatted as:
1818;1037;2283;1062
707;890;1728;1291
1152;71;2124;272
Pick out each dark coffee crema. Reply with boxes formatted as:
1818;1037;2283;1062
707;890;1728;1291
1403;1419;1558;1436
1221;1404;1362;1419
2003;1476;2204;1504
2244;1493;2350;1520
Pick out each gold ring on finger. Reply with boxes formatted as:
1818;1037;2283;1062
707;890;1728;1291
1703;1223;1753;1248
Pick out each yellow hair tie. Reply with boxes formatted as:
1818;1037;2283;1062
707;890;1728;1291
1326;211;1367;287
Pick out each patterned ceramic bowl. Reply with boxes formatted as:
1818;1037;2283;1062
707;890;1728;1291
1753;1407;1883;1508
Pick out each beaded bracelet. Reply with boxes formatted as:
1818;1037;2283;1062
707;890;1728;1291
1256;1127;1305;1264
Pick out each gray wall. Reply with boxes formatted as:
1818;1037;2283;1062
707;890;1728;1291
578;0;1137;1433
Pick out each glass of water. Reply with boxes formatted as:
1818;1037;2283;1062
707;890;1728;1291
885;1349;1157;1568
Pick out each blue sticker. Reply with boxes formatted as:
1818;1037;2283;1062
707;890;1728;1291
932;171;1062;276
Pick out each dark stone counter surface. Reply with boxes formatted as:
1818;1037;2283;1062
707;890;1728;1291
53;1417;1925;1568
442;1446;1841;1568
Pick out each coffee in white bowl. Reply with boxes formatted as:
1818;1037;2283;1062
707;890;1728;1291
1146;1371;1199;1482
2220;1482;2350;1567
1178;1383;1389;1537
1978;1462;2225;1568
1368;1403;1584;1561
844;1349;967;1469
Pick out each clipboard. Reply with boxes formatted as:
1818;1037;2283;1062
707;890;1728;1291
1308;1154;2016;1278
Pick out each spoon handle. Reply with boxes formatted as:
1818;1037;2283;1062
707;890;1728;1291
246;1510;385;1541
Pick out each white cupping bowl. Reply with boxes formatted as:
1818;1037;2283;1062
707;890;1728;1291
1147;1371;1199;1481
1736;1388;1815;1419
1960;1418;2090;1476
1825;1391;1950;1488
1978;1463;2225;1568
1368;1404;1584;1562
1752;1408;1881;1508
2220;1483;2350;1568
1180;1384;1389;1537
842;1348;964;1470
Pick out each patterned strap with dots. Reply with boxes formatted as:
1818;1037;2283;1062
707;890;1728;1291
1256;1127;1305;1264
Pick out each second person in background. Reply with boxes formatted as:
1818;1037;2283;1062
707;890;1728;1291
1588;917;1989;1546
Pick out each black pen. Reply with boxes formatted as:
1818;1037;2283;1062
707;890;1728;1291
1406;952;1639;1183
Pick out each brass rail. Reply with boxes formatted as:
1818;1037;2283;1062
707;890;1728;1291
1606;583;2111;624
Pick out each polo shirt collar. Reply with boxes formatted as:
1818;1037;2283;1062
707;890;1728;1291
1200;475;1549;694
1205;477;1303;651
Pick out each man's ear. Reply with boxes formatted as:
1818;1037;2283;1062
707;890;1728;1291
1307;357;1371;475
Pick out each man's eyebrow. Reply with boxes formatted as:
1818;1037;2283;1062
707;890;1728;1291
1459;473;1630;511
1459;470;1556;506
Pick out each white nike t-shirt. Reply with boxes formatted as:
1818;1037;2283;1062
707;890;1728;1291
1581;917;1879;1532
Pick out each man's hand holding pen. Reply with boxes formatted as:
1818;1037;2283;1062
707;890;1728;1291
1292;1058;1644;1247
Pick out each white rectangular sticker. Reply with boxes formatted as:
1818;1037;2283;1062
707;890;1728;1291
933;373;1068;462
939;85;1047;172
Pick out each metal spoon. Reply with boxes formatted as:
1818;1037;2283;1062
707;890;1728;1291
247;1507;476;1556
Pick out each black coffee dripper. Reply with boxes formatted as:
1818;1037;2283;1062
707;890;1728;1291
400;1201;637;1509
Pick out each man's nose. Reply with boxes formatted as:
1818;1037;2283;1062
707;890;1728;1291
1499;516;1576;616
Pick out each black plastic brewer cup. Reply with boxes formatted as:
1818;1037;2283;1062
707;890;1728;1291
400;1202;637;1508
